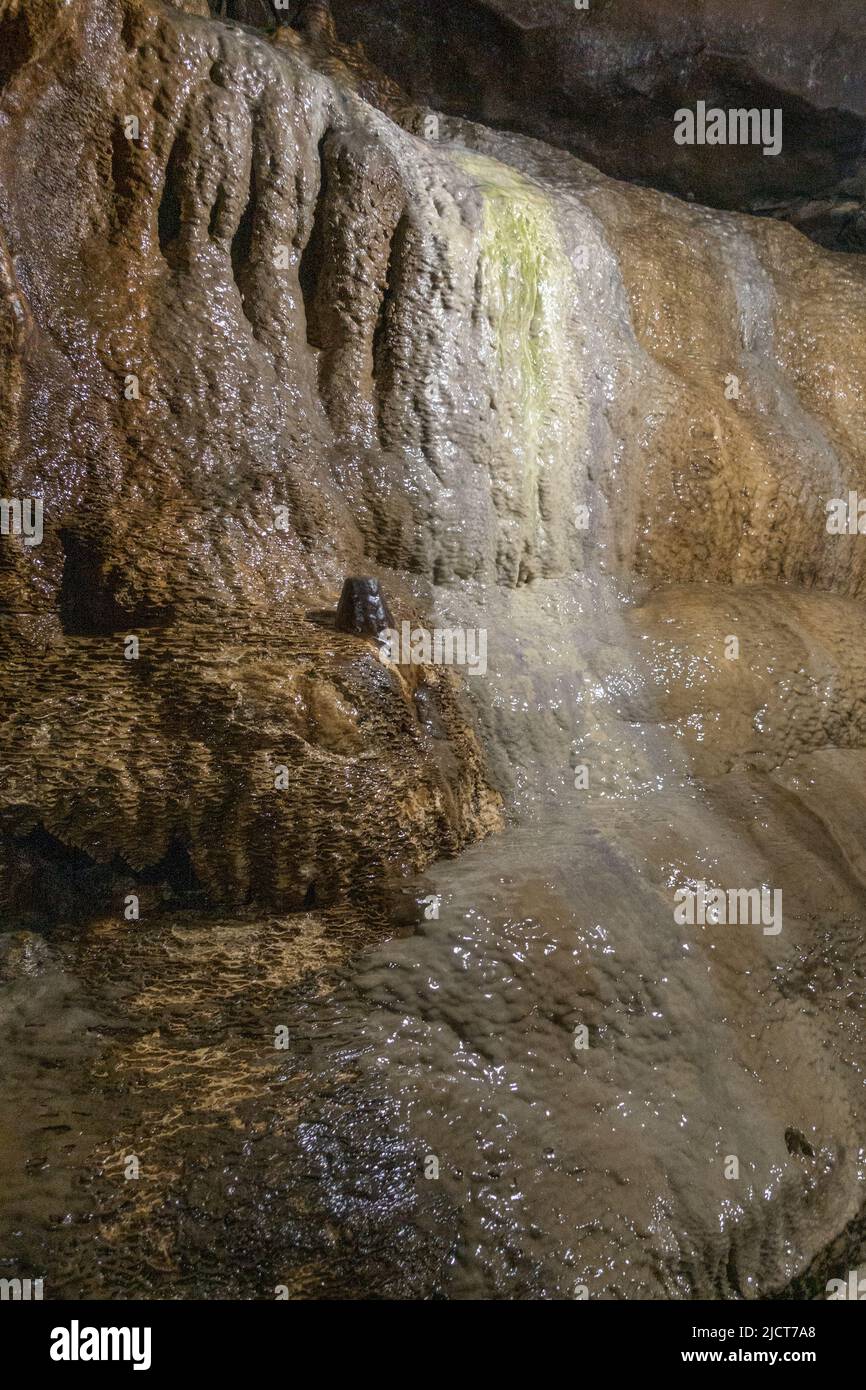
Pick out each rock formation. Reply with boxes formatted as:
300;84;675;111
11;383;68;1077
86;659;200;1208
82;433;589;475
0;0;502;920
320;0;866;250
2;0;866;1302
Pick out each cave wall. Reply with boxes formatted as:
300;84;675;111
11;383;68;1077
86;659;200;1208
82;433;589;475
0;0;503;917
323;0;866;249
4;0;866;1303
2;0;866;918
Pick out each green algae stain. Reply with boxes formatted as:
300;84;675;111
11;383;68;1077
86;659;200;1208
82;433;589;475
456;153;574;443
450;152;578;547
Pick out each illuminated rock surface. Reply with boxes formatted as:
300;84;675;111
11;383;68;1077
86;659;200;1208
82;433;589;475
1;0;866;1300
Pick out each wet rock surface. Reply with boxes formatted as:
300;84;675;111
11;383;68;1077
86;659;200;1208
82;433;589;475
0;929;49;980
1;0;866;1301
0;0;501;916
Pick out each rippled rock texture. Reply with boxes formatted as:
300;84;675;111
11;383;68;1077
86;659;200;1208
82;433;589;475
2;0;866;1301
0;0;502;917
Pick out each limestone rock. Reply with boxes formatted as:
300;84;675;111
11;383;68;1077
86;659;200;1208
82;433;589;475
3;0;866;1304
0;0;502;917
334;576;394;638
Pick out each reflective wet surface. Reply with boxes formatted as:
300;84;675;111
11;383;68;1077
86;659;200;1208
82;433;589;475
4;0;866;1307
3;753;865;1299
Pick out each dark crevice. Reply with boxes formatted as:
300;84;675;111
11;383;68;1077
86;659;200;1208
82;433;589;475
141;837;202;897
725;1245;742;1298
206;0;279;26
785;1126;816;1159
371;212;408;446
59;529;173;635
157;133;184;258
229;148;258;330
1;821;339;927
230;150;257;287
298;135;330;349
209;185;226;239
2;825;204;926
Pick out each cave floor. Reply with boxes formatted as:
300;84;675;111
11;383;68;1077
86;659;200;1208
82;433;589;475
2;769;864;1300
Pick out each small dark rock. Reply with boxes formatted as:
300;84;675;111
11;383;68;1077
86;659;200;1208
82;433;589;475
785;1127;816;1159
335;577;394;640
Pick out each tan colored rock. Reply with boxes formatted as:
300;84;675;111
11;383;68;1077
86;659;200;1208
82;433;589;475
0;0;502;916
3;0;866;1304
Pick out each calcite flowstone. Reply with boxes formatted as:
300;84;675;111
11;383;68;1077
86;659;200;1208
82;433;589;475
3;0;866;1303
3;0;866;913
0;0;502;917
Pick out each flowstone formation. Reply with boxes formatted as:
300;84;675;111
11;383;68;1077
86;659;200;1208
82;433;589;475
2;0;866;1300
0;0;502;920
